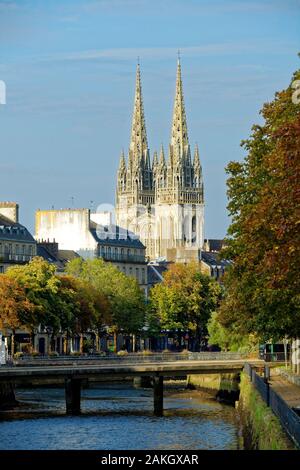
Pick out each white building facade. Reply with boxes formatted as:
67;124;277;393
35;208;148;294
116;60;204;261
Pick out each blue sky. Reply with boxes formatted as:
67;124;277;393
0;0;299;238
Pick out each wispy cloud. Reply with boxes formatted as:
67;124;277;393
0;1;19;11
78;0;300;14
38;41;294;64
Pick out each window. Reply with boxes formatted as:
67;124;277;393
141;268;145;284
136;268;139;282
192;216;196;244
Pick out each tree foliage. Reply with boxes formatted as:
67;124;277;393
3;257;111;336
219;68;300;342
207;312;257;352
66;258;145;334
0;275;35;331
149;262;222;340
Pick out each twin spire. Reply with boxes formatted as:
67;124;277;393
127;57;190;163
130;63;148;158
118;58;202;192
171;58;189;154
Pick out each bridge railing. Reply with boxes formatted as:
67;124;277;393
244;364;300;449
11;351;250;366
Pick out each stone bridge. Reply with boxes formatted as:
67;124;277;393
0;358;263;415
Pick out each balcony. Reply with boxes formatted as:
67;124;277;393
99;252;146;264
0;253;34;264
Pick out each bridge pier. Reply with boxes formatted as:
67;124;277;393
65;378;81;414
153;375;164;416
133;376;152;388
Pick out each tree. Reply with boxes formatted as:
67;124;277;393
207;312;257;353
59;275;110;335
219;67;300;342
149;263;222;349
0;275;35;354
66;258;146;349
6;257;66;335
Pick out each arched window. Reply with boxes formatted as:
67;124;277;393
192;216;196;244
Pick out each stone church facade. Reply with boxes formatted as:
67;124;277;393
116;59;204;261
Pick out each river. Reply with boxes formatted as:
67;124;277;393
0;382;240;450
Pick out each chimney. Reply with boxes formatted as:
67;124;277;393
0;202;19;223
38;239;59;259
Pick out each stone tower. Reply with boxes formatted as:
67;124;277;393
116;59;204;261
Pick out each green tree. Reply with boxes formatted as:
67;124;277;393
219;67;300;342
59;275;111;334
207;312;257;352
0;275;35;354
149;263;222;347
66;258;146;345
6;257;61;333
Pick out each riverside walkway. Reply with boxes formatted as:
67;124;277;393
0;355;264;415
270;374;300;410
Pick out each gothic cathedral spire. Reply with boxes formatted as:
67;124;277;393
170;56;189;159
130;63;148;161
116;58;204;262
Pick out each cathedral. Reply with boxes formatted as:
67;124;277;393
116;59;204;261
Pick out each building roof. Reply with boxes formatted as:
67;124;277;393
201;251;231;268
90;224;146;249
36;245;57;263
37;245;80;271
57;250;80;263
147;262;169;285
0;214;35;243
204;239;225;252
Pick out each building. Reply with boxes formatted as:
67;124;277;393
0;202;37;273
35;208;148;294
203;239;226;253
37;239;80;272
200;251;231;282
116;59;204;262
147;260;170;290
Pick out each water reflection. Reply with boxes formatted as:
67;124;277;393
0;383;240;450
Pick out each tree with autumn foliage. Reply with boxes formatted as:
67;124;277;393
218;67;300;343
59;275;111;335
66;258;146;344
6;257;65;334
149;263;222;349
0;275;35;354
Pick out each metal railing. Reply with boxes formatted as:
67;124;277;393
100;253;146;264
13;351;249;367
244;364;300;448
0;253;34;263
